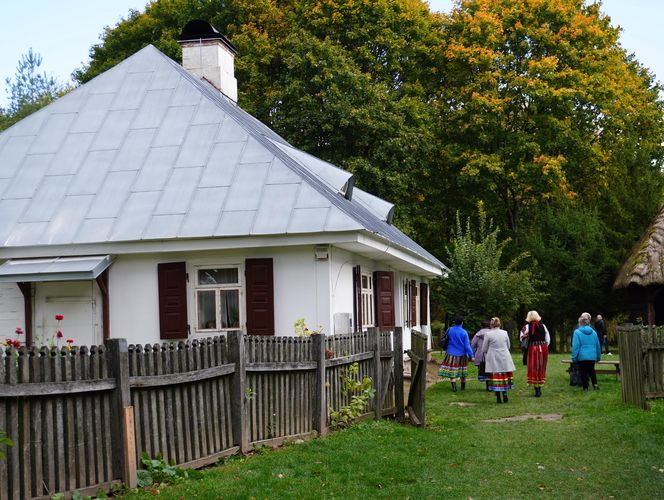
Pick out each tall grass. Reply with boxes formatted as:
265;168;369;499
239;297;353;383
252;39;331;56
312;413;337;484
121;353;664;499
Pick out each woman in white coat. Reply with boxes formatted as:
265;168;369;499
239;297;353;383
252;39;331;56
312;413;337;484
482;317;516;404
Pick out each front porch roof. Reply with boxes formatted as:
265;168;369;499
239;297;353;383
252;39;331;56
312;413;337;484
0;255;113;282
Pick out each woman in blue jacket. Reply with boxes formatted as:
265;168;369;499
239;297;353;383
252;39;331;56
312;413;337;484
438;314;475;392
572;315;602;390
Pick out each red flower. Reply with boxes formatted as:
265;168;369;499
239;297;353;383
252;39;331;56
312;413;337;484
15;327;23;335
66;338;74;344
56;330;63;339
55;314;64;321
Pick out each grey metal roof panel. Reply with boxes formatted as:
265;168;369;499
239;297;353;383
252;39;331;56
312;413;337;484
175;124;219;167
288;208;331;233
155;167;202;215
74;218;114;244
88;171;138;219
28;113;76;155
223;163;269;211
41;195;94;245
21;175;72;223
271;140;352;193
131;88;173;129
0;255;113;282
90;109;136;151
4;154;53;199
352;188;395;223
132;146;179;192
0;199;29;245
48;133;95;175
199;141;244;187
110;191;160;241
110;129;155;171
179;187;228;237
216;210;256;236
252;183;299;234
67;150;114;196
0;44;445;271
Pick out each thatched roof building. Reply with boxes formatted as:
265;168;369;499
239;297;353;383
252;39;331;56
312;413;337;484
614;205;664;325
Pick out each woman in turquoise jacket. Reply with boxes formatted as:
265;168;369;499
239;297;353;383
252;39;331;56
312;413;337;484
438;314;475;392
572;315;602;390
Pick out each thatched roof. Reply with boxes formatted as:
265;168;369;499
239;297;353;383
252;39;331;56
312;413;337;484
614;205;664;289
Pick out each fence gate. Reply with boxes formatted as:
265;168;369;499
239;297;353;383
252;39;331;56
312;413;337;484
406;330;427;426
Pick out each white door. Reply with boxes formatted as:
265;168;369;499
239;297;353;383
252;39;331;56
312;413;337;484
34;281;102;348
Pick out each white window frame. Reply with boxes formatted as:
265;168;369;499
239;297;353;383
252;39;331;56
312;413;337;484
361;273;374;329
194;265;242;333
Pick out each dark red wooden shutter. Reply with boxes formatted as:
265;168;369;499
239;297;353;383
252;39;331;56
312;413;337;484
420;282;429;326
374;271;395;329
245;258;274;335
158;262;188;340
410;280;417;326
353;265;362;332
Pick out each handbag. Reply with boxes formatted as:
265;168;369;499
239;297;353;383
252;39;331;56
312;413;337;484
520;337;529;351
438;330;450;350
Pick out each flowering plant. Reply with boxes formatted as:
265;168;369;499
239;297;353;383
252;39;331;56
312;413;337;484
35;314;71;349
294;318;324;337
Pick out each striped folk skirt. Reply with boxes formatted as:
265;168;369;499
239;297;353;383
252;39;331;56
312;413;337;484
526;341;549;387
477;361;488;382
438;354;469;380
487;372;514;392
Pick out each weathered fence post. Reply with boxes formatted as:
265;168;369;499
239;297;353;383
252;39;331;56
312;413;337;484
312;333;328;436
228;330;250;453
393;327;405;423
369;327;383;419
105;338;137;488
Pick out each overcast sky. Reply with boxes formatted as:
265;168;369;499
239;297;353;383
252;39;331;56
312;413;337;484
0;0;662;107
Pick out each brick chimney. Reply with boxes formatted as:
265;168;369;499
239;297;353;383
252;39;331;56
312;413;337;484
177;20;238;102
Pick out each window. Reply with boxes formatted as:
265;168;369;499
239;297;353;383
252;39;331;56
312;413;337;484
403;279;418;327
361;273;374;328
195;267;241;331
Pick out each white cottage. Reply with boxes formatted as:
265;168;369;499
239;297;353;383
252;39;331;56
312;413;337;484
0;21;446;351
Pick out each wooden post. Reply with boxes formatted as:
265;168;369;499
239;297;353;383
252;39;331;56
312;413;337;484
369;327;382;419
311;333;327;436
393;327;405;423
106;338;137;488
228;330;249;453
96;270;110;340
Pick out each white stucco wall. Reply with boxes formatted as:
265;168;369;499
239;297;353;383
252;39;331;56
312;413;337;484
109;246;327;344
0;282;24;341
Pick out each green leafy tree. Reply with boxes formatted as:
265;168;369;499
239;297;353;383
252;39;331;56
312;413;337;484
435;208;543;332
523;203;613;330
438;0;664;241
1;49;67;131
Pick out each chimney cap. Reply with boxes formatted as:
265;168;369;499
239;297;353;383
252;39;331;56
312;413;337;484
177;20;237;55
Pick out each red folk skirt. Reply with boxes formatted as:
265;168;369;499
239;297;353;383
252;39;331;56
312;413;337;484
526;341;548;386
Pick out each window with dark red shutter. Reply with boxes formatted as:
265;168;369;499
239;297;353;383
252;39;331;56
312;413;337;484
352;265;362;332
420;282;429;326
374;271;395;329
245;258;274;335
158;262;188;340
410;280;417;326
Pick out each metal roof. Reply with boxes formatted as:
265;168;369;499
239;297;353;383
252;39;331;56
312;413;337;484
0;255;113;282
0;45;446;272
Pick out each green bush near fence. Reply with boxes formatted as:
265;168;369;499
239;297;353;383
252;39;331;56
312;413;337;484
120;353;664;499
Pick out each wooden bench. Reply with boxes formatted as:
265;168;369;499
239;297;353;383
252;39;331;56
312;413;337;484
561;359;621;381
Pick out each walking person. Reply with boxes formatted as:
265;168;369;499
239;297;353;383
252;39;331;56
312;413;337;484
438;314;475;392
520;310;550;397
572;315;602;391
482;317;516;403
595;314;610;355
471;319;491;389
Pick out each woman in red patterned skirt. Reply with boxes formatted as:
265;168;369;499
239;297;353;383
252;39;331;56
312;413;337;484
520;310;550;397
482;317;516;404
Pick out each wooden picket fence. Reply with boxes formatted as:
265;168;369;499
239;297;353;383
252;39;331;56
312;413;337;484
617;325;664;409
0;328;404;499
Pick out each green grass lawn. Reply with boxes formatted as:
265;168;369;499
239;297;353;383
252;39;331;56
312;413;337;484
121;353;664;499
